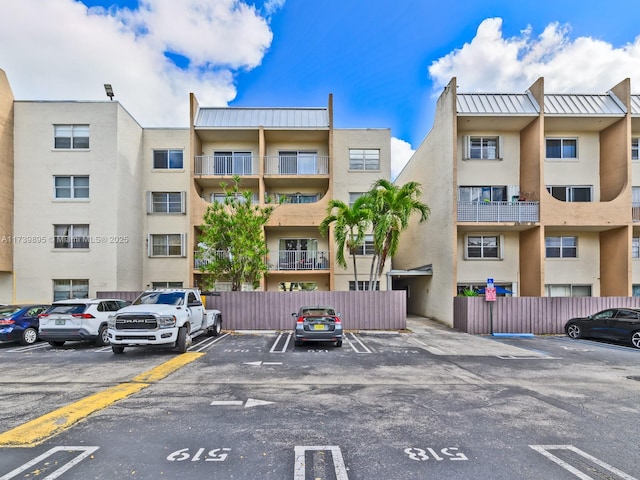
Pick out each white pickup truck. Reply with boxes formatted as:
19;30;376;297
107;288;222;354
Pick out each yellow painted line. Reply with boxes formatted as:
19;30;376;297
131;352;204;383
0;352;205;447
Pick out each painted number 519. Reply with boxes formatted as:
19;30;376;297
167;448;231;462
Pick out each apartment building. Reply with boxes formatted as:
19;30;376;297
0;69;391;302
189;93;392;292
394;77;640;326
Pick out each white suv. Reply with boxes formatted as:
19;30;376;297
39;298;129;347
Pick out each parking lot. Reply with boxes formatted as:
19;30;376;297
1;318;639;479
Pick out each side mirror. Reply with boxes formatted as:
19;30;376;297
291;312;297;317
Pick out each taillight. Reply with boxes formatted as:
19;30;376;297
297;316;304;323
38;313;49;318
0;319;14;325
72;313;95;319
334;316;341;323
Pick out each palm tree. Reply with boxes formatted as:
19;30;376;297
320;197;371;290
366;179;430;290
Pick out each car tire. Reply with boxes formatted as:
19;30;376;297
95;325;109;346
566;324;582;339
176;326;189;353
631;331;640;349
20;327;38;346
335;340;342;347
112;345;125;354
48;341;65;347
210;316;222;337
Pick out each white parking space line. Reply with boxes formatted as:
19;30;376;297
6;343;50;353
294;446;349;480
407;337;445;354
189;333;231;352
345;333;372;353
269;332;291;353
0;446;99;480
530;445;638;480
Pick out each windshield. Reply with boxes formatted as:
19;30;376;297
133;292;184;306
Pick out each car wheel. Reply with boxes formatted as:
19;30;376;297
176;326;190;353
112;345;125;354
631;331;640;349
48;341;65;347
95;325;109;346
335;340;343;347
20;327;38;346
211;316;222;337
566;324;582;339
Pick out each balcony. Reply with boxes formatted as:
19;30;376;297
194;155;258;176
269;250;330;271
457;201;539;223
193;249;227;270
264;155;329;175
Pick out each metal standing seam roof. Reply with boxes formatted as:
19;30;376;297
195;107;329;128
456;94;539;115
544;94;626;116
631;95;640;115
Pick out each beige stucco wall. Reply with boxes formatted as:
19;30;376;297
0;70;13;277
12;101;144;302
456;231;520;287
141;128;191;287
394;79;457;324
456;132;520;186
543;231;601;294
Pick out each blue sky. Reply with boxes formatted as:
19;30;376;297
2;0;640;177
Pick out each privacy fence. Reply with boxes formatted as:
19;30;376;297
98;290;407;331
454;296;640;334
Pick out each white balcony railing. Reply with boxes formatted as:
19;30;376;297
264;155;329;175
269;250;330;271
194;249;227;269
194;155;258;176
457;201;539;223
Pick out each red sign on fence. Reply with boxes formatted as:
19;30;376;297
485;287;497;302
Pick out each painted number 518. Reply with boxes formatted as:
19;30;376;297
167;448;231;462
404;447;468;462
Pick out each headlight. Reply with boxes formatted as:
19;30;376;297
157;315;176;327
108;317;116;329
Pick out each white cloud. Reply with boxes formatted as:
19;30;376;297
429;17;640;93
390;137;415;181
0;0;279;127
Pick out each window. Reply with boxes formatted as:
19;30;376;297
349;149;380;170
54;125;89;149
458;186;507;202
54;176;89;199
633;138;639;161
466;235;500;259
349;281;379;291
153;149;183;169
211;192;258;204
149;192;185;214
633;285;640;297
545;236;577;258
545;284;591;297
53;279;89;301
466;136;499;160
278;282;318;291
152;281;184;289
350;234;375;255
546;186;592;202
546;138;577;159
149;234;185;257
276;193;320;204
53;224;90;249
278;151;318;174
213;151;253;175
634;237;640;259
349;192;365;207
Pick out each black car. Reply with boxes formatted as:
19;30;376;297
564;308;640;349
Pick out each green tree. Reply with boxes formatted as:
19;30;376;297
365;179;430;290
319;196;371;290
197;177;275;291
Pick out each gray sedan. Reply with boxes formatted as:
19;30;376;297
293;306;343;347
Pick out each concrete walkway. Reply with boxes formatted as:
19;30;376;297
404;315;549;357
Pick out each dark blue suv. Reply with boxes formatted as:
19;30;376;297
0;305;50;345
